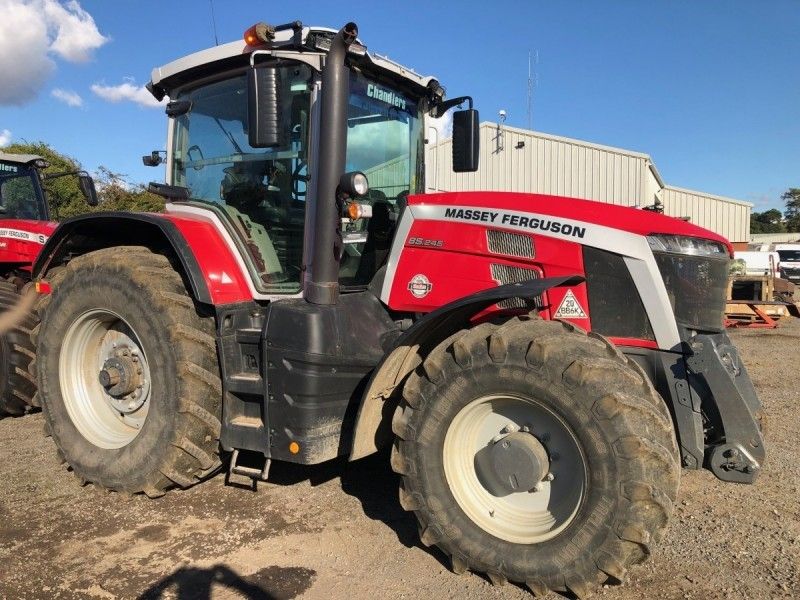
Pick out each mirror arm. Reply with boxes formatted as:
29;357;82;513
42;170;90;181
431;95;473;119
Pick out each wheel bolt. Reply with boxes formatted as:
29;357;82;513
545;472;555;481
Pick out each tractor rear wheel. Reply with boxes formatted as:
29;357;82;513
35;247;222;496
391;316;680;597
0;279;38;417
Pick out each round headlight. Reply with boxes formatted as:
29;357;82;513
339;171;369;198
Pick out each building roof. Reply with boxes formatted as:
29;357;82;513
663;185;753;207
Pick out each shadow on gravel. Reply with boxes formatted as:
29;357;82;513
247;450;449;567
138;564;315;600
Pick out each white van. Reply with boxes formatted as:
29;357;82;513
774;244;800;282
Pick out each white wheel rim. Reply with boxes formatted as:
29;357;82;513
59;309;152;449
443;394;587;544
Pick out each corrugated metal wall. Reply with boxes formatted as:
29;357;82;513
661;186;751;242
364;155;409;199
424;122;752;242
425;123;661;206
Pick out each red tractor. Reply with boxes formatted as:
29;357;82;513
30;22;763;596
0;151;96;416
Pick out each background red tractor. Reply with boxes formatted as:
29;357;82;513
29;21;763;596
0;151;96;416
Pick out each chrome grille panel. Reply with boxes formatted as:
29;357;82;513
490;264;543;309
487;230;534;258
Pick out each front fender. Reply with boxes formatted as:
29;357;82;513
33;212;251;306
350;275;584;460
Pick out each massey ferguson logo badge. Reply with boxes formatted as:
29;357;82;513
407;274;432;299
554;290;587;319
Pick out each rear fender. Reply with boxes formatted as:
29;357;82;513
350;275;584;460
32;212;251;305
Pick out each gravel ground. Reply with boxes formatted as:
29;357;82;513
0;320;798;599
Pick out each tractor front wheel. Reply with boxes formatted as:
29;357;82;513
35;247;222;496
391;316;680;597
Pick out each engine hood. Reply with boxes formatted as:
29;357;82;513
409;191;733;254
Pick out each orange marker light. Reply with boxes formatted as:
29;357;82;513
289;441;300;455
243;22;274;46
347;202;373;221
34;280;51;295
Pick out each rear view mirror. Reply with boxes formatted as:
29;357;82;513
248;66;285;148
78;174;99;207
452;109;480;172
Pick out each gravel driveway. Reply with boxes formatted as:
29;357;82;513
1;320;798;599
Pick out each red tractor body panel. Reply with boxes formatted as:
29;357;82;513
0;219;58;270
382;191;731;350
158;214;251;305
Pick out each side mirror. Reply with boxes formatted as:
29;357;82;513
142;151;163;167
248;66;285;148
452;109;480;172
78;174;99;207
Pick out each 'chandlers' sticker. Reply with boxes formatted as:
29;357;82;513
407;274;433;299
553;290;587;319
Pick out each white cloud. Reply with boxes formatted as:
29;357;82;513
51;88;83;107
43;0;107;62
0;129;12;146
91;79;164;109
0;0;108;106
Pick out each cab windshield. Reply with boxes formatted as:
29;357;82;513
0;162;44;220
171;64;313;294
340;71;424;285
170;64;424;292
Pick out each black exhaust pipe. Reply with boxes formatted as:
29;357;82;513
304;22;358;305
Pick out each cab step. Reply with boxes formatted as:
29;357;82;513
227;448;271;484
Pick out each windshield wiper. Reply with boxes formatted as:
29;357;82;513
214;117;244;153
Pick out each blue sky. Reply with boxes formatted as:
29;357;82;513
0;1;797;211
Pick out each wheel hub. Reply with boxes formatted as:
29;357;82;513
60;309;152;449
98;348;147;414
489;431;550;494
443;394;587;544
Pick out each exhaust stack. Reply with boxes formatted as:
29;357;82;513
304;22;358;305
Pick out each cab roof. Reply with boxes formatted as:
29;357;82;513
149;25;438;98
0;152;45;166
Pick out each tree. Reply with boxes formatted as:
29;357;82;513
750;208;786;234
783;188;800;233
89;166;165;216
1;141;163;219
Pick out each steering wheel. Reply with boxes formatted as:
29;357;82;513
292;160;308;201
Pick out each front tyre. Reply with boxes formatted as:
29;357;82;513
36;247;222;496
391;316;680;597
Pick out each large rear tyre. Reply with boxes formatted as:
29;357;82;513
391;316;680;597
35;247;222;496
0;280;38;417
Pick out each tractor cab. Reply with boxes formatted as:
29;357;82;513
146;22;478;299
0;152;98;224
0;153;50;221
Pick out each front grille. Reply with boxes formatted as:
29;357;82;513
584;247;655;340
487;230;534;258
653;252;729;332
490;264;542;309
